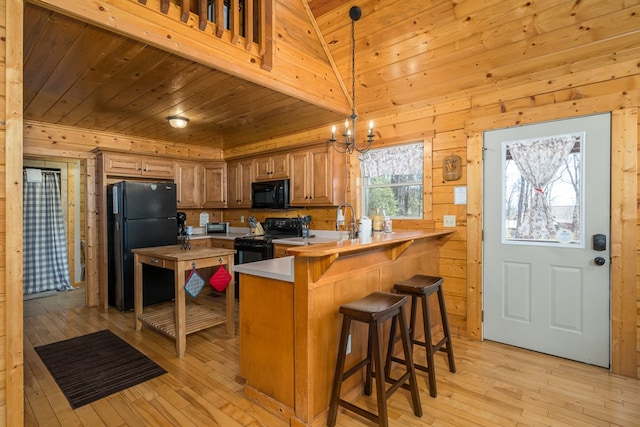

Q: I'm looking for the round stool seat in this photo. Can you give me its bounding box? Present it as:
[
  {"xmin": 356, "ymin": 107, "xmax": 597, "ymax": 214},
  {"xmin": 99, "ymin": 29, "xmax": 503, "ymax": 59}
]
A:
[
  {"xmin": 340, "ymin": 292, "xmax": 407, "ymax": 323},
  {"xmin": 394, "ymin": 275, "xmax": 444, "ymax": 296}
]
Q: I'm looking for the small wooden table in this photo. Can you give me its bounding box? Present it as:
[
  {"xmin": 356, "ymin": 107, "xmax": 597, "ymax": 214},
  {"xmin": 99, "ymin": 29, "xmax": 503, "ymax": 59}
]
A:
[{"xmin": 132, "ymin": 245, "xmax": 235, "ymax": 358}]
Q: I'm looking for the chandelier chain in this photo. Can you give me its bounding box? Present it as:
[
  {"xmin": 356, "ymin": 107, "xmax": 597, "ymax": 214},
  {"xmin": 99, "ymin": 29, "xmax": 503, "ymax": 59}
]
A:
[
  {"xmin": 329, "ymin": 5, "xmax": 373, "ymax": 154},
  {"xmin": 351, "ymin": 17, "xmax": 356, "ymax": 120}
]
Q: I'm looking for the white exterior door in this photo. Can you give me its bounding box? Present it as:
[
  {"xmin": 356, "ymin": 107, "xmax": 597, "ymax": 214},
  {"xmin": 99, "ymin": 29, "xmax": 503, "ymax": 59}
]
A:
[{"xmin": 483, "ymin": 113, "xmax": 610, "ymax": 367}]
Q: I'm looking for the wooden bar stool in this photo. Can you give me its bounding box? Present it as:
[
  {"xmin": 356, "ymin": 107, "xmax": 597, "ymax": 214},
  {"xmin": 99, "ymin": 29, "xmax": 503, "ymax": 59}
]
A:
[
  {"xmin": 327, "ymin": 292, "xmax": 422, "ymax": 427},
  {"xmin": 385, "ymin": 275, "xmax": 455, "ymax": 398}
]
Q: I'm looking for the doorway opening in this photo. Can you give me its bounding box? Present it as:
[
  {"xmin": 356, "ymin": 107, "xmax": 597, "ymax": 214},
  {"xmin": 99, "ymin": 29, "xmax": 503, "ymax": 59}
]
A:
[{"xmin": 23, "ymin": 158, "xmax": 86, "ymax": 317}]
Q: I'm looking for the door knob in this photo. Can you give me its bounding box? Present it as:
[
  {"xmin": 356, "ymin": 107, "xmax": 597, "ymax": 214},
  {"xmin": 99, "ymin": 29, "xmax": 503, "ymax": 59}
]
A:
[{"xmin": 594, "ymin": 256, "xmax": 606, "ymax": 266}]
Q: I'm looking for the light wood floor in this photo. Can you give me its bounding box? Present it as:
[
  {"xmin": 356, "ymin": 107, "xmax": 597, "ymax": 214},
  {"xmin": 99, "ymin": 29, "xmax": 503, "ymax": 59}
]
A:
[{"xmin": 24, "ymin": 290, "xmax": 640, "ymax": 426}]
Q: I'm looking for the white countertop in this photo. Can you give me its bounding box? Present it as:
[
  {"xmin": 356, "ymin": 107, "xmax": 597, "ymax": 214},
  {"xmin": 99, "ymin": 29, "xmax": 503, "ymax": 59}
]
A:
[
  {"xmin": 272, "ymin": 229, "xmax": 342, "ymax": 246},
  {"xmin": 234, "ymin": 256, "xmax": 294, "ymax": 283}
]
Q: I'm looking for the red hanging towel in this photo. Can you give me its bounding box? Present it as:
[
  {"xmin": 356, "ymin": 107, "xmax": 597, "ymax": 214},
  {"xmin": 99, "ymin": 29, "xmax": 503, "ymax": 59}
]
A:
[{"xmin": 209, "ymin": 265, "xmax": 232, "ymax": 292}]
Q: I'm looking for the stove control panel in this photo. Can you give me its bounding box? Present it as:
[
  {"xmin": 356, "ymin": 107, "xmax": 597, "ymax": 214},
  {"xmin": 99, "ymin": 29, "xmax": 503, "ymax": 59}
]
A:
[{"xmin": 263, "ymin": 217, "xmax": 302, "ymax": 235}]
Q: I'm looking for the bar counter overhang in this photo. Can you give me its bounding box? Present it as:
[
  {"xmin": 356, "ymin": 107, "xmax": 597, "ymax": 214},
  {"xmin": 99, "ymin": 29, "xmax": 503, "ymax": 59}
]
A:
[{"xmin": 238, "ymin": 230, "xmax": 454, "ymax": 427}]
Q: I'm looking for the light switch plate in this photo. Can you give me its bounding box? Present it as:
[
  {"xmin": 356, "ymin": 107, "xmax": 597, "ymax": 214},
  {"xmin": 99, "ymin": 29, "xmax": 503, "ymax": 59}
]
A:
[{"xmin": 444, "ymin": 215, "xmax": 456, "ymax": 227}]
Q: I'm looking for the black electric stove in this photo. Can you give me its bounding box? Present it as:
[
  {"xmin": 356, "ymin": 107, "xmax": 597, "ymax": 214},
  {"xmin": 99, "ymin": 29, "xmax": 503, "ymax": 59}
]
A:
[
  {"xmin": 235, "ymin": 217, "xmax": 303, "ymax": 246},
  {"xmin": 233, "ymin": 217, "xmax": 303, "ymax": 298}
]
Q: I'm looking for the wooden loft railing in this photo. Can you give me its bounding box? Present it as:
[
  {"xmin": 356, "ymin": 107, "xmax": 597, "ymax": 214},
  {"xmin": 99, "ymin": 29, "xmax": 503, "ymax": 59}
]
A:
[{"xmin": 138, "ymin": 0, "xmax": 273, "ymax": 70}]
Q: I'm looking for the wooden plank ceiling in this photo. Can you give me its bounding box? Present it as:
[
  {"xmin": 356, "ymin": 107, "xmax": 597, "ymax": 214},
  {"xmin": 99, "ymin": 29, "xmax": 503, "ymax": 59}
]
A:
[{"xmin": 23, "ymin": 3, "xmax": 346, "ymax": 150}]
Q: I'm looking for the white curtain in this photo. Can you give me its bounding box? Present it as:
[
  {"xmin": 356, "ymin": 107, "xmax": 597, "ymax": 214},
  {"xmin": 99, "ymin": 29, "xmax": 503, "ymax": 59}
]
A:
[
  {"xmin": 23, "ymin": 169, "xmax": 73, "ymax": 294},
  {"xmin": 508, "ymin": 135, "xmax": 576, "ymax": 240}
]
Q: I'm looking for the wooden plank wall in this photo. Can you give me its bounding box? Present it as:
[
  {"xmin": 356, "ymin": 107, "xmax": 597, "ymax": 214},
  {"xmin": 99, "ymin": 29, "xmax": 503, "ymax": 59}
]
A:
[
  {"xmin": 306, "ymin": 0, "xmax": 640, "ymax": 376},
  {"xmin": 2, "ymin": 0, "xmax": 24, "ymax": 423}
]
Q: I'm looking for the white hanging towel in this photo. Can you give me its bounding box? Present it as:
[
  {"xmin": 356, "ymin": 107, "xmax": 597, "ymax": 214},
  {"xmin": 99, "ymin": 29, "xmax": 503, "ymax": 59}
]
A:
[{"xmin": 25, "ymin": 168, "xmax": 43, "ymax": 183}]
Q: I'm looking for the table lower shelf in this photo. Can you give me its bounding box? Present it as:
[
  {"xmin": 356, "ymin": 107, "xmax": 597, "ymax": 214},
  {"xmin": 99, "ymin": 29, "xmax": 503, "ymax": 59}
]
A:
[{"xmin": 138, "ymin": 303, "xmax": 226, "ymax": 338}]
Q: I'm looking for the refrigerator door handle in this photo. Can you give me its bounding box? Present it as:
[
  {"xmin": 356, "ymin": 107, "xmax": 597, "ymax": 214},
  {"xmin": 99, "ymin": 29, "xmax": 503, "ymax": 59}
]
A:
[{"xmin": 112, "ymin": 185, "xmax": 119, "ymax": 214}]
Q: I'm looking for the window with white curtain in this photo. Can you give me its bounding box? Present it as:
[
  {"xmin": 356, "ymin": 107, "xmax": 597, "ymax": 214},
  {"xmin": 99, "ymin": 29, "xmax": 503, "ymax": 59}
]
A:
[{"xmin": 360, "ymin": 142, "xmax": 424, "ymax": 219}]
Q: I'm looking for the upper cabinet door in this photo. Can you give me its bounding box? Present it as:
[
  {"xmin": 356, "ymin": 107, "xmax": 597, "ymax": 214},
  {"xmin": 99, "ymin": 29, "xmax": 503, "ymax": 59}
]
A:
[
  {"xmin": 227, "ymin": 158, "xmax": 253, "ymax": 207},
  {"xmin": 289, "ymin": 144, "xmax": 344, "ymax": 206},
  {"xmin": 141, "ymin": 158, "xmax": 174, "ymax": 178},
  {"xmin": 201, "ymin": 161, "xmax": 227, "ymax": 208},
  {"xmin": 175, "ymin": 161, "xmax": 201, "ymax": 208},
  {"xmin": 103, "ymin": 153, "xmax": 174, "ymax": 178},
  {"xmin": 289, "ymin": 151, "xmax": 310, "ymax": 205},
  {"xmin": 253, "ymin": 153, "xmax": 289, "ymax": 181}
]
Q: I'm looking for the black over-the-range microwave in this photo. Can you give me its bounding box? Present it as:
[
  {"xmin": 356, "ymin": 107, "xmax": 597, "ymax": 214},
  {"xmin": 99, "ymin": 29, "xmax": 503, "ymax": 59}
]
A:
[{"xmin": 251, "ymin": 179, "xmax": 290, "ymax": 209}]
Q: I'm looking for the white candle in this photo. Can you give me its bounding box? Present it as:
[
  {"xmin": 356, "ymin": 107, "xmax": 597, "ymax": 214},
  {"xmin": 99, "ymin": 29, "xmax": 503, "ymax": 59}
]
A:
[{"xmin": 331, "ymin": 126, "xmax": 336, "ymax": 139}]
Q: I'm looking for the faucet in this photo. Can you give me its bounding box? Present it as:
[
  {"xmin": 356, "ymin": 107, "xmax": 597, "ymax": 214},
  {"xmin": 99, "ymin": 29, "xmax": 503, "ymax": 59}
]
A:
[{"xmin": 336, "ymin": 202, "xmax": 358, "ymax": 239}]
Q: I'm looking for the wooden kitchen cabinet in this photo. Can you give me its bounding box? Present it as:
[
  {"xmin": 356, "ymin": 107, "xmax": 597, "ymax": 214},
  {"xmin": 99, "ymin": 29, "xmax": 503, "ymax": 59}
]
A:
[
  {"xmin": 227, "ymin": 158, "xmax": 253, "ymax": 207},
  {"xmin": 253, "ymin": 153, "xmax": 289, "ymax": 181},
  {"xmin": 201, "ymin": 161, "xmax": 228, "ymax": 208},
  {"xmin": 102, "ymin": 152, "xmax": 174, "ymax": 178},
  {"xmin": 188, "ymin": 238, "xmax": 211, "ymax": 248},
  {"xmin": 175, "ymin": 161, "xmax": 201, "ymax": 208},
  {"xmin": 289, "ymin": 144, "xmax": 345, "ymax": 206},
  {"xmin": 273, "ymin": 244, "xmax": 294, "ymax": 258},
  {"xmin": 211, "ymin": 238, "xmax": 234, "ymax": 250}
]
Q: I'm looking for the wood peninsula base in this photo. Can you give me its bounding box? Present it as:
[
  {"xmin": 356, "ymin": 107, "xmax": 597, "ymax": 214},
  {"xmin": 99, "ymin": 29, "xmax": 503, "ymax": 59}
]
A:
[{"xmin": 238, "ymin": 231, "xmax": 452, "ymax": 426}]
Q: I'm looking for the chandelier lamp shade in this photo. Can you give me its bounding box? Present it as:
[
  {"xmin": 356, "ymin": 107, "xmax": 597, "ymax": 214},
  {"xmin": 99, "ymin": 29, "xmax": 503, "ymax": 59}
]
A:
[
  {"xmin": 167, "ymin": 116, "xmax": 189, "ymax": 129},
  {"xmin": 330, "ymin": 6, "xmax": 374, "ymax": 154}
]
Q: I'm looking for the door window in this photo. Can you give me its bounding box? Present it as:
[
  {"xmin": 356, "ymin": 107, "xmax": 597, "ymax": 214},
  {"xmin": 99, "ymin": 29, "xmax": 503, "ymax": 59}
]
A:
[{"xmin": 502, "ymin": 132, "xmax": 584, "ymax": 247}]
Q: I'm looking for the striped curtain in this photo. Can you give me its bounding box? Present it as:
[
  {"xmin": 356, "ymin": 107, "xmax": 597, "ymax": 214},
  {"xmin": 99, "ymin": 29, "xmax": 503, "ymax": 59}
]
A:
[{"xmin": 23, "ymin": 169, "xmax": 73, "ymax": 295}]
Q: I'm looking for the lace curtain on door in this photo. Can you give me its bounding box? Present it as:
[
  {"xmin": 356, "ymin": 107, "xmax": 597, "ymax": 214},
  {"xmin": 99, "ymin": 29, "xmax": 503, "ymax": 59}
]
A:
[
  {"xmin": 23, "ymin": 169, "xmax": 73, "ymax": 295},
  {"xmin": 507, "ymin": 135, "xmax": 577, "ymax": 240}
]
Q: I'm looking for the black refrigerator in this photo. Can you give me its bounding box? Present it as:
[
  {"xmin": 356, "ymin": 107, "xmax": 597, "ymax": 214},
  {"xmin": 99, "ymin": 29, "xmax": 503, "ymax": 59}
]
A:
[{"xmin": 108, "ymin": 181, "xmax": 177, "ymax": 311}]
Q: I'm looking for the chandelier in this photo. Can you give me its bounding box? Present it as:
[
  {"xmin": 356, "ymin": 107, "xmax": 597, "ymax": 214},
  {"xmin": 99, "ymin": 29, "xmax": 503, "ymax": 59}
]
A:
[{"xmin": 330, "ymin": 6, "xmax": 374, "ymax": 154}]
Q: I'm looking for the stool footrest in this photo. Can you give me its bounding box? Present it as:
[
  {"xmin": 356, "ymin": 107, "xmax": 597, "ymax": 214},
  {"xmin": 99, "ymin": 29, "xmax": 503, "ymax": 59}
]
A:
[
  {"xmin": 383, "ymin": 371, "xmax": 415, "ymax": 394},
  {"xmin": 433, "ymin": 336, "xmax": 448, "ymax": 352},
  {"xmin": 391, "ymin": 355, "xmax": 431, "ymax": 375},
  {"xmin": 341, "ymin": 357, "xmax": 371, "ymax": 383},
  {"xmin": 338, "ymin": 399, "xmax": 379, "ymax": 424}
]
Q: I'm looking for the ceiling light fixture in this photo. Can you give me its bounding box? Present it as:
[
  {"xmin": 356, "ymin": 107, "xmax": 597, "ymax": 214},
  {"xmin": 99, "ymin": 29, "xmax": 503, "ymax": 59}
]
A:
[
  {"xmin": 330, "ymin": 6, "xmax": 374, "ymax": 154},
  {"xmin": 167, "ymin": 116, "xmax": 189, "ymax": 129}
]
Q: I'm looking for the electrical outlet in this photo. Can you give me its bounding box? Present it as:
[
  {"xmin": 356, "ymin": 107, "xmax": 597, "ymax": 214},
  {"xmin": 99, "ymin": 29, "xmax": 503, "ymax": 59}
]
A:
[
  {"xmin": 240, "ymin": 215, "xmax": 245, "ymax": 223},
  {"xmin": 346, "ymin": 334, "xmax": 352, "ymax": 355},
  {"xmin": 443, "ymin": 215, "xmax": 456, "ymax": 227}
]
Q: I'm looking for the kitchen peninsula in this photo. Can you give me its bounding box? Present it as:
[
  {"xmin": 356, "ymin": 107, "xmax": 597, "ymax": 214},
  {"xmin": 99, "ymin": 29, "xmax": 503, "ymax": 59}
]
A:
[{"xmin": 236, "ymin": 230, "xmax": 453, "ymax": 426}]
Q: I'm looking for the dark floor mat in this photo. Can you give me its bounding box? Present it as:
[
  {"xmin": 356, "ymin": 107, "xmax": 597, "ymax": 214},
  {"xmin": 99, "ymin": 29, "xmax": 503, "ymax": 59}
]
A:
[{"xmin": 35, "ymin": 329, "xmax": 166, "ymax": 409}]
